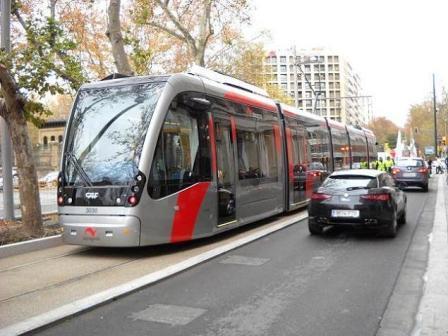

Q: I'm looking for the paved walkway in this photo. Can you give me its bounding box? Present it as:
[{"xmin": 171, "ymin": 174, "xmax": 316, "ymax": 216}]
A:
[{"xmin": 413, "ymin": 175, "xmax": 448, "ymax": 335}]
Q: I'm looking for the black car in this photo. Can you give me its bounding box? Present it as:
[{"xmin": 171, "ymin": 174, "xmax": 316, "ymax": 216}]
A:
[
  {"xmin": 391, "ymin": 157, "xmax": 429, "ymax": 191},
  {"xmin": 308, "ymin": 169, "xmax": 407, "ymax": 237}
]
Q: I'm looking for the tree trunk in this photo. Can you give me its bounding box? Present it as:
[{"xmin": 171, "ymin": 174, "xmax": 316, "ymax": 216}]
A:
[
  {"xmin": 106, "ymin": 0, "xmax": 133, "ymax": 75},
  {"xmin": 0, "ymin": 65, "xmax": 43, "ymax": 236},
  {"xmin": 9, "ymin": 109, "xmax": 43, "ymax": 236},
  {"xmin": 194, "ymin": 46, "xmax": 206, "ymax": 66}
]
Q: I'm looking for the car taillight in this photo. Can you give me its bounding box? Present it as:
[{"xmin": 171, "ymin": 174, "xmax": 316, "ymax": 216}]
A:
[
  {"xmin": 311, "ymin": 193, "xmax": 331, "ymax": 201},
  {"xmin": 361, "ymin": 193, "xmax": 390, "ymax": 201},
  {"xmin": 418, "ymin": 167, "xmax": 428, "ymax": 173},
  {"xmin": 391, "ymin": 168, "xmax": 400, "ymax": 175}
]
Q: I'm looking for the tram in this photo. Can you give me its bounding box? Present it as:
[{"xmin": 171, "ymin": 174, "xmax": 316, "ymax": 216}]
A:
[{"xmin": 58, "ymin": 66, "xmax": 377, "ymax": 247}]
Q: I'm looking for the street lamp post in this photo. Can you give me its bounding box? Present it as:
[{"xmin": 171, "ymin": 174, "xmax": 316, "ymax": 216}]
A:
[
  {"xmin": 433, "ymin": 73, "xmax": 438, "ymax": 156},
  {"xmin": 1, "ymin": 0, "xmax": 15, "ymax": 220}
]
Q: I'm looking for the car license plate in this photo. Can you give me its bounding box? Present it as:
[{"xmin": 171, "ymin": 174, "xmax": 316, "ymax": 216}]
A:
[
  {"xmin": 331, "ymin": 209, "xmax": 360, "ymax": 218},
  {"xmin": 403, "ymin": 173, "xmax": 416, "ymax": 177}
]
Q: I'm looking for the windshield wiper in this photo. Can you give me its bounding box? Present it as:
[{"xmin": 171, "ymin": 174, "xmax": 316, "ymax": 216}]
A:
[
  {"xmin": 77, "ymin": 102, "xmax": 140, "ymax": 164},
  {"xmin": 65, "ymin": 152, "xmax": 93, "ymax": 187}
]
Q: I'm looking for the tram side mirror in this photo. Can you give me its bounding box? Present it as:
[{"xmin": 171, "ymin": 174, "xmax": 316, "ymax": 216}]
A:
[{"xmin": 188, "ymin": 97, "xmax": 211, "ymax": 111}]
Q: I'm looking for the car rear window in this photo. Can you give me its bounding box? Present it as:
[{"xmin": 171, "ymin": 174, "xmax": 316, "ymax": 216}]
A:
[
  {"xmin": 396, "ymin": 159, "xmax": 423, "ymax": 167},
  {"xmin": 322, "ymin": 175, "xmax": 378, "ymax": 190}
]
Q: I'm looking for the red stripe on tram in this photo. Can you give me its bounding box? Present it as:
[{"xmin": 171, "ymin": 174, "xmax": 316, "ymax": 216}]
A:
[
  {"xmin": 273, "ymin": 124, "xmax": 282, "ymax": 153},
  {"xmin": 170, "ymin": 182, "xmax": 211, "ymax": 243},
  {"xmin": 208, "ymin": 114, "xmax": 217, "ymax": 175},
  {"xmin": 224, "ymin": 91, "xmax": 277, "ymax": 112},
  {"xmin": 285, "ymin": 127, "xmax": 294, "ymax": 182},
  {"xmin": 230, "ymin": 116, "xmax": 237, "ymax": 143}
]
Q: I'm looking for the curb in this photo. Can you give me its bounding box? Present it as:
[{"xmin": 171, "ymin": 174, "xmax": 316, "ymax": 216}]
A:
[{"xmin": 0, "ymin": 234, "xmax": 63, "ymax": 259}]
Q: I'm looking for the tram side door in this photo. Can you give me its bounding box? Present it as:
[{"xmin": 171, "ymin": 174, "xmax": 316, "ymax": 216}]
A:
[{"xmin": 214, "ymin": 116, "xmax": 237, "ymax": 226}]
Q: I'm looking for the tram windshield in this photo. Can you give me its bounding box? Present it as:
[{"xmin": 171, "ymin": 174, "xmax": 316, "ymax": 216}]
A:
[{"xmin": 64, "ymin": 81, "xmax": 165, "ymax": 186}]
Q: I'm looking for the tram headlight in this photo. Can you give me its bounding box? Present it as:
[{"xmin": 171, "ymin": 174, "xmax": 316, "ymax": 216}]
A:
[{"xmin": 57, "ymin": 196, "xmax": 64, "ymax": 205}]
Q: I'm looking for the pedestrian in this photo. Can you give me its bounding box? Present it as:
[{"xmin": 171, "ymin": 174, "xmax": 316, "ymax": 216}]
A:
[
  {"xmin": 385, "ymin": 156, "xmax": 394, "ymax": 173},
  {"xmin": 377, "ymin": 157, "xmax": 386, "ymax": 171},
  {"xmin": 428, "ymin": 158, "xmax": 433, "ymax": 175},
  {"xmin": 436, "ymin": 157, "xmax": 444, "ymax": 174}
]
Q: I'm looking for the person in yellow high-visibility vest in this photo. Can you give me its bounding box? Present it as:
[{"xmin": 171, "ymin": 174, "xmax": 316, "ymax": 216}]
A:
[
  {"xmin": 384, "ymin": 156, "xmax": 394, "ymax": 173},
  {"xmin": 377, "ymin": 157, "xmax": 386, "ymax": 171}
]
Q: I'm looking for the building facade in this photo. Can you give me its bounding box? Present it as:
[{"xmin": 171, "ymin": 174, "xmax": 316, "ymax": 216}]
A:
[{"xmin": 264, "ymin": 48, "xmax": 372, "ymax": 126}]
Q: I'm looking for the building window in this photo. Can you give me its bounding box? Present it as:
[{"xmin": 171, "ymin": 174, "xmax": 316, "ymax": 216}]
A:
[
  {"xmin": 50, "ymin": 135, "xmax": 55, "ymax": 142},
  {"xmin": 58, "ymin": 135, "xmax": 63, "ymax": 143},
  {"xmin": 280, "ymin": 56, "xmax": 286, "ymax": 63},
  {"xmin": 43, "ymin": 136, "xmax": 48, "ymax": 146},
  {"xmin": 280, "ymin": 65, "xmax": 287, "ymax": 73}
]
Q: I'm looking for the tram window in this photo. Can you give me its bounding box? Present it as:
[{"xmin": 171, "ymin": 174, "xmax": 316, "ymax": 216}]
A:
[
  {"xmin": 349, "ymin": 132, "xmax": 368, "ymax": 168},
  {"xmin": 237, "ymin": 122, "xmax": 261, "ymax": 179},
  {"xmin": 259, "ymin": 129, "xmax": 278, "ymax": 179},
  {"xmin": 148, "ymin": 93, "xmax": 211, "ymax": 199},
  {"xmin": 331, "ymin": 128, "xmax": 350, "ymax": 170},
  {"xmin": 305, "ymin": 124, "xmax": 330, "ymax": 171}
]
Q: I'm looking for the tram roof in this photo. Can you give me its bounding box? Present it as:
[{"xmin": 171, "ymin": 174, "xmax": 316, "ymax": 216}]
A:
[{"xmin": 80, "ymin": 74, "xmax": 171, "ymax": 89}]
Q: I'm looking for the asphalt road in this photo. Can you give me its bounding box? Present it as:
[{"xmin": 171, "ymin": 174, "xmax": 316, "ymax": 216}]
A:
[{"xmin": 36, "ymin": 186, "xmax": 434, "ymax": 336}]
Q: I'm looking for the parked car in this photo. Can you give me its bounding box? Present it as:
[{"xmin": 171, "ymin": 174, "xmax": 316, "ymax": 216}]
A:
[
  {"xmin": 308, "ymin": 169, "xmax": 407, "ymax": 237},
  {"xmin": 391, "ymin": 157, "xmax": 429, "ymax": 191},
  {"xmin": 0, "ymin": 170, "xmax": 19, "ymax": 191},
  {"xmin": 39, "ymin": 171, "xmax": 59, "ymax": 188}
]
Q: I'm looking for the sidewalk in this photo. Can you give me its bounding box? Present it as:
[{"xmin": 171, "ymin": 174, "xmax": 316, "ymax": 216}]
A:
[
  {"xmin": 377, "ymin": 174, "xmax": 448, "ymax": 336},
  {"xmin": 413, "ymin": 174, "xmax": 448, "ymax": 335}
]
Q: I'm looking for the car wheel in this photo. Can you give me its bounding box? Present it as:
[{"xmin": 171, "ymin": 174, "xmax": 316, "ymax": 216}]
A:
[
  {"xmin": 422, "ymin": 183, "xmax": 429, "ymax": 192},
  {"xmin": 308, "ymin": 220, "xmax": 323, "ymax": 235},
  {"xmin": 382, "ymin": 217, "xmax": 397, "ymax": 238},
  {"xmin": 398, "ymin": 208, "xmax": 406, "ymax": 225}
]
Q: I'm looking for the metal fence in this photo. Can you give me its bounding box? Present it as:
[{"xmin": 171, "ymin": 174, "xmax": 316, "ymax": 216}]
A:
[{"xmin": 0, "ymin": 143, "xmax": 61, "ymax": 220}]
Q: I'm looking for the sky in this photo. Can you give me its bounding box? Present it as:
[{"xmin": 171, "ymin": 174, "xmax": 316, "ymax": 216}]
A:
[{"xmin": 249, "ymin": 0, "xmax": 448, "ymax": 127}]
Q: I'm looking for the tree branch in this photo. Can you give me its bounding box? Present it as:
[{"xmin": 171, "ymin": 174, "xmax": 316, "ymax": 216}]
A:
[
  {"xmin": 155, "ymin": 0, "xmax": 196, "ymax": 48},
  {"xmin": 149, "ymin": 21, "xmax": 186, "ymax": 42}
]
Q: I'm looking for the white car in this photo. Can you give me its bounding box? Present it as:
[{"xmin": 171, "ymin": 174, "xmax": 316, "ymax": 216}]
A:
[{"xmin": 39, "ymin": 171, "xmax": 59, "ymax": 188}]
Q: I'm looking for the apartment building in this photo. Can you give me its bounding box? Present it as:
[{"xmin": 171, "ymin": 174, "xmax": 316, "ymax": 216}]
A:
[{"xmin": 263, "ymin": 48, "xmax": 371, "ymax": 126}]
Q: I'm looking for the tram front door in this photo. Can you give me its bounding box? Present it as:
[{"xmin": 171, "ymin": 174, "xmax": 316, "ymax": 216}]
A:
[{"xmin": 214, "ymin": 116, "xmax": 237, "ymax": 226}]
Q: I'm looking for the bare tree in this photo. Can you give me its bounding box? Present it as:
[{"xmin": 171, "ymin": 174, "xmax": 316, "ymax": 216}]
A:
[{"xmin": 134, "ymin": 0, "xmax": 250, "ymax": 67}]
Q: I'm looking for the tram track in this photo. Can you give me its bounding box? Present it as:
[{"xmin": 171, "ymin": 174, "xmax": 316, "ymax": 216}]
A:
[
  {"xmin": 0, "ymin": 246, "xmax": 91, "ymax": 273},
  {"xmin": 0, "ymin": 252, "xmax": 146, "ymax": 303}
]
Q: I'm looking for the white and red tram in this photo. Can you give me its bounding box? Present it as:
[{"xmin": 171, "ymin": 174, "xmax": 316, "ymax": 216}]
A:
[{"xmin": 58, "ymin": 66, "xmax": 377, "ymax": 246}]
